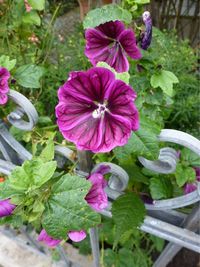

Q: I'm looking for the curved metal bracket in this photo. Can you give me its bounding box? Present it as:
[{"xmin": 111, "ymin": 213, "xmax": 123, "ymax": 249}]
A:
[{"xmin": 7, "ymin": 90, "xmax": 38, "ymax": 131}]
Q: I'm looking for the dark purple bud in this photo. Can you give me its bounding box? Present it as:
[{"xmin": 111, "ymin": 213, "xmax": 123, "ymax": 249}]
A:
[
  {"xmin": 140, "ymin": 11, "xmax": 152, "ymax": 50},
  {"xmin": 0, "ymin": 199, "xmax": 16, "ymax": 217},
  {"xmin": 140, "ymin": 193, "xmax": 153, "ymax": 204}
]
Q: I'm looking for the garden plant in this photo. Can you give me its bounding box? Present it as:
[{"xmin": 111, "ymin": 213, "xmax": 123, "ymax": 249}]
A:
[{"xmin": 0, "ymin": 1, "xmax": 199, "ymax": 266}]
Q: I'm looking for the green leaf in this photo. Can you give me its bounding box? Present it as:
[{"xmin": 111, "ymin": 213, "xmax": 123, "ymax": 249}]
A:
[
  {"xmin": 83, "ymin": 4, "xmax": 132, "ymax": 29},
  {"xmin": 134, "ymin": 0, "xmax": 150, "ymax": 4},
  {"xmin": 150, "ymin": 70, "xmax": 179, "ymax": 96},
  {"xmin": 175, "ymin": 164, "xmax": 196, "ymax": 187},
  {"xmin": 28, "ymin": 0, "xmax": 45, "ymax": 10},
  {"xmin": 14, "ymin": 64, "xmax": 44, "ymax": 88},
  {"xmin": 42, "ymin": 174, "xmax": 100, "ymax": 239},
  {"xmin": 150, "ymin": 235, "xmax": 165, "ymax": 252},
  {"xmin": 9, "ymin": 159, "xmax": 57, "ymax": 190},
  {"xmin": 22, "ymin": 10, "xmax": 41, "ymax": 26},
  {"xmin": 114, "ymin": 116, "xmax": 160, "ymax": 160},
  {"xmin": 0, "ymin": 55, "xmax": 16, "ymax": 71},
  {"xmin": 181, "ymin": 148, "xmax": 200, "ymax": 167},
  {"xmin": 97, "ymin": 62, "xmax": 130, "ymax": 84},
  {"xmin": 40, "ymin": 140, "xmax": 55, "ymax": 162},
  {"xmin": 111, "ymin": 192, "xmax": 146, "ymax": 246},
  {"xmin": 150, "ymin": 177, "xmax": 173, "ymax": 200}
]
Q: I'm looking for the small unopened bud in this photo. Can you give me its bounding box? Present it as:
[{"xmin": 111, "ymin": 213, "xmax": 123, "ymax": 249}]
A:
[{"xmin": 140, "ymin": 11, "xmax": 152, "ymax": 50}]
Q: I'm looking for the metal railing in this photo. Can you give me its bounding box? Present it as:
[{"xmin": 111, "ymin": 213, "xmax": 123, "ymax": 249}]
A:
[{"xmin": 0, "ymin": 89, "xmax": 199, "ymax": 267}]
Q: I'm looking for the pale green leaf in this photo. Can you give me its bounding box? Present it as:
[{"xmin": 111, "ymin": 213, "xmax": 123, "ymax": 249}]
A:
[
  {"xmin": 175, "ymin": 164, "xmax": 196, "ymax": 187},
  {"xmin": 150, "ymin": 70, "xmax": 179, "ymax": 96},
  {"xmin": 40, "ymin": 140, "xmax": 55, "ymax": 162},
  {"xmin": 28, "ymin": 0, "xmax": 45, "ymax": 10},
  {"xmin": 9, "ymin": 159, "xmax": 57, "ymax": 190},
  {"xmin": 111, "ymin": 192, "xmax": 146, "ymax": 246},
  {"xmin": 15, "ymin": 64, "xmax": 44, "ymax": 88},
  {"xmin": 22, "ymin": 10, "xmax": 41, "ymax": 26},
  {"xmin": 181, "ymin": 148, "xmax": 200, "ymax": 167},
  {"xmin": 150, "ymin": 177, "xmax": 173, "ymax": 199},
  {"xmin": 83, "ymin": 4, "xmax": 132, "ymax": 29},
  {"xmin": 42, "ymin": 174, "xmax": 100, "ymax": 239},
  {"xmin": 0, "ymin": 55, "xmax": 16, "ymax": 71}
]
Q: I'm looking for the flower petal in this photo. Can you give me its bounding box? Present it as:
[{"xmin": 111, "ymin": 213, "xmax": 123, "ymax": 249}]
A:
[
  {"xmin": 38, "ymin": 229, "xmax": 61, "ymax": 248},
  {"xmin": 85, "ymin": 28, "xmax": 111, "ymax": 58},
  {"xmin": 105, "ymin": 80, "xmax": 139, "ymax": 130},
  {"xmin": 0, "ymin": 93, "xmax": 8, "ymax": 105},
  {"xmin": 68, "ymin": 230, "xmax": 86, "ymax": 242},
  {"xmin": 0, "ymin": 199, "xmax": 16, "ymax": 217},
  {"xmin": 85, "ymin": 173, "xmax": 108, "ymax": 211},
  {"xmin": 96, "ymin": 21, "xmax": 125, "ymax": 39},
  {"xmin": 93, "ymin": 112, "xmax": 132, "ymax": 153},
  {"xmin": 118, "ymin": 29, "xmax": 142, "ymax": 60}
]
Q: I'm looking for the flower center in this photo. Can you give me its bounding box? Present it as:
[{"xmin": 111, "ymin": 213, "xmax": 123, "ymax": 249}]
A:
[{"xmin": 92, "ymin": 103, "xmax": 108, "ymax": 119}]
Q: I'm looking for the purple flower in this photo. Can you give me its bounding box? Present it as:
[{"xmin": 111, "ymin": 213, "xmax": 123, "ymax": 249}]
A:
[
  {"xmin": 194, "ymin": 167, "xmax": 200, "ymax": 181},
  {"xmin": 85, "ymin": 169, "xmax": 108, "ymax": 212},
  {"xmin": 140, "ymin": 11, "xmax": 152, "ymax": 50},
  {"xmin": 183, "ymin": 167, "xmax": 200, "ymax": 194},
  {"xmin": 85, "ymin": 21, "xmax": 142, "ymax": 73},
  {"xmin": 38, "ymin": 229, "xmax": 87, "ymax": 247},
  {"xmin": 38, "ymin": 229, "xmax": 61, "ymax": 247},
  {"xmin": 0, "ymin": 67, "xmax": 10, "ymax": 105},
  {"xmin": 0, "ymin": 199, "xmax": 16, "ymax": 217},
  {"xmin": 56, "ymin": 67, "xmax": 139, "ymax": 153},
  {"xmin": 184, "ymin": 183, "xmax": 197, "ymax": 194},
  {"xmin": 68, "ymin": 230, "xmax": 86, "ymax": 242}
]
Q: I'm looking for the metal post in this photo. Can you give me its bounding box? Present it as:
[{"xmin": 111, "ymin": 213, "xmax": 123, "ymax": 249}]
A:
[{"xmin": 77, "ymin": 150, "xmax": 100, "ymax": 267}]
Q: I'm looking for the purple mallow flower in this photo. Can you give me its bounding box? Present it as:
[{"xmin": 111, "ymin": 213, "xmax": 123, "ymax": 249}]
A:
[
  {"xmin": 38, "ymin": 229, "xmax": 87, "ymax": 247},
  {"xmin": 38, "ymin": 229, "xmax": 61, "ymax": 247},
  {"xmin": 56, "ymin": 67, "xmax": 139, "ymax": 153},
  {"xmin": 140, "ymin": 11, "xmax": 152, "ymax": 50},
  {"xmin": 184, "ymin": 167, "xmax": 200, "ymax": 194},
  {"xmin": 85, "ymin": 21, "xmax": 142, "ymax": 73},
  {"xmin": 0, "ymin": 67, "xmax": 10, "ymax": 105},
  {"xmin": 85, "ymin": 167, "xmax": 109, "ymax": 212},
  {"xmin": 0, "ymin": 199, "xmax": 16, "ymax": 217}
]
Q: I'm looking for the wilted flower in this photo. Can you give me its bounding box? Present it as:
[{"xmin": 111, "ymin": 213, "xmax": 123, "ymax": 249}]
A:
[
  {"xmin": 0, "ymin": 199, "xmax": 16, "ymax": 217},
  {"xmin": 24, "ymin": 0, "xmax": 32, "ymax": 12},
  {"xmin": 184, "ymin": 167, "xmax": 200, "ymax": 194},
  {"xmin": 140, "ymin": 11, "xmax": 152, "ymax": 50},
  {"xmin": 68, "ymin": 230, "xmax": 87, "ymax": 242},
  {"xmin": 28, "ymin": 34, "xmax": 39, "ymax": 44},
  {"xmin": 0, "ymin": 67, "xmax": 10, "ymax": 105},
  {"xmin": 56, "ymin": 67, "xmax": 139, "ymax": 153},
  {"xmin": 38, "ymin": 229, "xmax": 61, "ymax": 247},
  {"xmin": 85, "ymin": 166, "xmax": 109, "ymax": 212},
  {"xmin": 38, "ymin": 229, "xmax": 87, "ymax": 247},
  {"xmin": 85, "ymin": 21, "xmax": 141, "ymax": 73}
]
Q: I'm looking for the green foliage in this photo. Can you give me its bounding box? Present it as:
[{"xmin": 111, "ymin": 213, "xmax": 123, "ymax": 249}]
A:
[
  {"xmin": 150, "ymin": 177, "xmax": 173, "ymax": 199},
  {"xmin": 175, "ymin": 164, "xmax": 196, "ymax": 187},
  {"xmin": 14, "ymin": 64, "xmax": 45, "ymax": 88},
  {"xmin": 150, "ymin": 70, "xmax": 179, "ymax": 97},
  {"xmin": 83, "ymin": 4, "xmax": 132, "ymax": 29},
  {"xmin": 104, "ymin": 248, "xmax": 151, "ymax": 267},
  {"xmin": 0, "ymin": 55, "xmax": 16, "ymax": 71},
  {"xmin": 42, "ymin": 174, "xmax": 100, "ymax": 239},
  {"xmin": 181, "ymin": 148, "xmax": 200, "ymax": 167},
  {"xmin": 112, "ymin": 192, "xmax": 146, "ymax": 245},
  {"xmin": 28, "ymin": 0, "xmax": 45, "ymax": 11},
  {"xmin": 22, "ymin": 11, "xmax": 41, "ymax": 26},
  {"xmin": 114, "ymin": 116, "xmax": 161, "ymax": 161}
]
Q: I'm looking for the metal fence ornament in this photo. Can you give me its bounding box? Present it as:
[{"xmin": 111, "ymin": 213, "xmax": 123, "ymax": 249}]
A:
[{"xmin": 0, "ymin": 90, "xmax": 199, "ymax": 267}]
